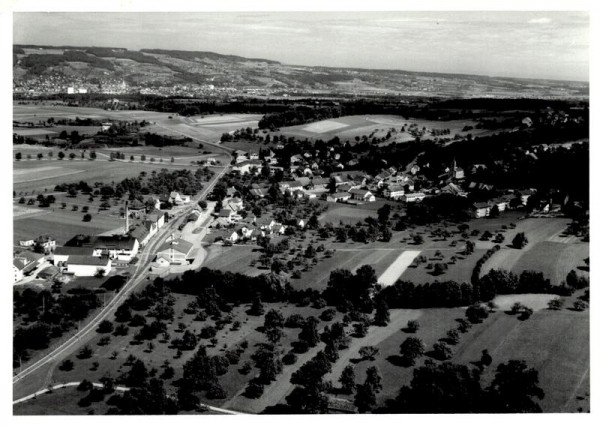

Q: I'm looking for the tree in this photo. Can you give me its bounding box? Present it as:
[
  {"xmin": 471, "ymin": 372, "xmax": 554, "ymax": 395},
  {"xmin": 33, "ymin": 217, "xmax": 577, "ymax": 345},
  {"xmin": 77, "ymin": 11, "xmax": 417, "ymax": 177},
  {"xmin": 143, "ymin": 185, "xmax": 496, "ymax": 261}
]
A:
[
  {"xmin": 69, "ymin": 152, "xmax": 76, "ymax": 160},
  {"xmin": 412, "ymin": 234, "xmax": 424, "ymax": 245},
  {"xmin": 446, "ymin": 329, "xmax": 460, "ymax": 345},
  {"xmin": 298, "ymin": 316, "xmax": 320, "ymax": 347},
  {"xmin": 374, "ymin": 299, "xmax": 390, "ymax": 326},
  {"xmin": 95, "ymin": 268, "xmax": 106, "ymax": 278},
  {"xmin": 249, "ymin": 295, "xmax": 264, "ymax": 316},
  {"xmin": 354, "ymin": 383, "xmax": 377, "ymax": 413},
  {"xmin": 15, "ymin": 152, "xmax": 22, "ymax": 161},
  {"xmin": 465, "ymin": 240, "xmax": 475, "ymax": 255},
  {"xmin": 37, "ymin": 153, "xmax": 43, "ymax": 160},
  {"xmin": 466, "ymin": 304, "xmax": 489, "ymax": 323},
  {"xmin": 198, "ymin": 200, "xmax": 207, "ymax": 210},
  {"xmin": 286, "ymin": 384, "xmax": 329, "ymax": 414},
  {"xmin": 406, "ymin": 320, "xmax": 420, "ymax": 333},
  {"xmin": 480, "ymin": 349, "xmax": 492, "ymax": 367},
  {"xmin": 433, "ymin": 341, "xmax": 453, "ymax": 360},
  {"xmin": 400, "ymin": 337, "xmax": 425, "ymax": 365},
  {"xmin": 339, "ymin": 365, "xmax": 356, "ymax": 394},
  {"xmin": 512, "ymin": 232, "xmax": 528, "ymax": 249},
  {"xmin": 59, "ymin": 359, "xmax": 74, "ymax": 371},
  {"xmin": 83, "ymin": 213, "xmax": 92, "ymax": 222},
  {"xmin": 78, "ymin": 345, "xmax": 93, "ymax": 359},
  {"xmin": 97, "ymin": 320, "xmax": 114, "ymax": 334},
  {"xmin": 263, "ymin": 309, "xmax": 285, "ymax": 344},
  {"xmin": 359, "ymin": 346, "xmax": 380, "ymax": 361},
  {"xmin": 487, "ymin": 360, "xmax": 544, "ymax": 413},
  {"xmin": 573, "ymin": 300, "xmax": 587, "ymax": 311}
]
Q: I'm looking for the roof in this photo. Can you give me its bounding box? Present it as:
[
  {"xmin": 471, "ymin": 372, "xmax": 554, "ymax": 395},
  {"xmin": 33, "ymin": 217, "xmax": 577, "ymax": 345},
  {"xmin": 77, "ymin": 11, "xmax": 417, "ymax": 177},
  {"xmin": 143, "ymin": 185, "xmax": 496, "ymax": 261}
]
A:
[
  {"xmin": 158, "ymin": 239, "xmax": 194, "ymax": 255},
  {"xmin": 146, "ymin": 209, "xmax": 165, "ymax": 222},
  {"xmin": 219, "ymin": 209, "xmax": 232, "ymax": 217},
  {"xmin": 349, "ymin": 188, "xmax": 370, "ymax": 195},
  {"xmin": 295, "ymin": 177, "xmax": 310, "ymax": 186},
  {"xmin": 281, "ymin": 180, "xmax": 303, "ymax": 188},
  {"xmin": 35, "ymin": 234, "xmax": 55, "ymax": 243},
  {"xmin": 130, "ymin": 225, "xmax": 150, "ymax": 241},
  {"xmin": 95, "ymin": 236, "xmax": 137, "ymax": 250},
  {"xmin": 15, "ymin": 251, "xmax": 44, "ymax": 264},
  {"xmin": 13, "ymin": 258, "xmax": 27, "ymax": 270},
  {"xmin": 473, "ymin": 202, "xmax": 491, "ymax": 209},
  {"xmin": 68, "ymin": 255, "xmax": 110, "ymax": 266},
  {"xmin": 54, "ymin": 246, "xmax": 95, "ymax": 257},
  {"xmin": 311, "ymin": 177, "xmax": 329, "ymax": 185},
  {"xmin": 235, "ymin": 160, "xmax": 262, "ymax": 168},
  {"xmin": 230, "ymin": 197, "xmax": 242, "ymax": 203},
  {"xmin": 330, "ymin": 192, "xmax": 351, "ymax": 198}
]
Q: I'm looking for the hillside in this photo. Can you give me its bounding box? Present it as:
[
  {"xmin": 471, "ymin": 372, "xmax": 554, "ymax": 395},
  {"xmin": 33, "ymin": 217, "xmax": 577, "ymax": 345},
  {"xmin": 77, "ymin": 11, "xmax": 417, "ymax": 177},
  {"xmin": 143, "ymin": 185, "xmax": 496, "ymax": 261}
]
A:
[{"xmin": 13, "ymin": 45, "xmax": 588, "ymax": 99}]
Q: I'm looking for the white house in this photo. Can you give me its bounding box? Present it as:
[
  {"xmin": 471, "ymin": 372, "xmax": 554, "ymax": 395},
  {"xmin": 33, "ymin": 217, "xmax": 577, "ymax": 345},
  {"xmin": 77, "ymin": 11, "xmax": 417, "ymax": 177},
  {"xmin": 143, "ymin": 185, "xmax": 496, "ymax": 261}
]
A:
[
  {"xmin": 34, "ymin": 235, "xmax": 56, "ymax": 252},
  {"xmin": 147, "ymin": 210, "xmax": 166, "ymax": 229},
  {"xmin": 384, "ymin": 185, "xmax": 405, "ymax": 200},
  {"xmin": 67, "ymin": 255, "xmax": 112, "ymax": 277},
  {"xmin": 327, "ymin": 192, "xmax": 351, "ymax": 203},
  {"xmin": 349, "ymin": 188, "xmax": 376, "ymax": 202},
  {"xmin": 19, "ymin": 239, "xmax": 34, "ymax": 247},
  {"xmin": 229, "ymin": 231, "xmax": 239, "ymax": 243},
  {"xmin": 401, "ymin": 192, "xmax": 427, "ymax": 203},
  {"xmin": 233, "ymin": 160, "xmax": 263, "ymax": 175},
  {"xmin": 13, "ymin": 262, "xmax": 24, "ymax": 283},
  {"xmin": 472, "ymin": 202, "xmax": 491, "ymax": 218}
]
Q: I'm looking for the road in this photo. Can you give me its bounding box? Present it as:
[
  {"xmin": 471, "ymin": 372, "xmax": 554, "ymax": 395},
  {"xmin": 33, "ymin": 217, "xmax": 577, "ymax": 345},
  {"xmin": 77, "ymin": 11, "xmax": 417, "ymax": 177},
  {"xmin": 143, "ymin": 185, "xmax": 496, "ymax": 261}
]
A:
[{"xmin": 13, "ymin": 123, "xmax": 232, "ymax": 400}]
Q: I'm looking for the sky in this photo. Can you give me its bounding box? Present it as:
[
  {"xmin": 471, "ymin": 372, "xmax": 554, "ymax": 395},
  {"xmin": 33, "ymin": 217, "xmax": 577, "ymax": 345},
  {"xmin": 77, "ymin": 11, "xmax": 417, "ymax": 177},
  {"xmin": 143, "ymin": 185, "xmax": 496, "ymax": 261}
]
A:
[{"xmin": 13, "ymin": 11, "xmax": 589, "ymax": 81}]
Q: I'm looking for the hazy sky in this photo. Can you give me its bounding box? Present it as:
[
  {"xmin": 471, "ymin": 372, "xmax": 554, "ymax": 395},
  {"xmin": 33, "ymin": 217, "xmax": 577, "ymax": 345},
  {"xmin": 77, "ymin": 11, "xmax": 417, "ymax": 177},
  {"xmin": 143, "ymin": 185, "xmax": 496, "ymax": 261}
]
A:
[{"xmin": 13, "ymin": 11, "xmax": 589, "ymax": 81}]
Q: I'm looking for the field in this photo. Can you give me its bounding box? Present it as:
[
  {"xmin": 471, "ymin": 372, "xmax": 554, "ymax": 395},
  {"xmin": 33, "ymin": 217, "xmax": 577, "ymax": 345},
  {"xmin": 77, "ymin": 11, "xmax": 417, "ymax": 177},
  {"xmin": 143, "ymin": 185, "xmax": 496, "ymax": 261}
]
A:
[
  {"xmin": 480, "ymin": 217, "xmax": 588, "ymax": 285},
  {"xmin": 378, "ymin": 250, "xmax": 421, "ymax": 286},
  {"xmin": 274, "ymin": 115, "xmax": 494, "ymax": 143},
  {"xmin": 13, "ymin": 205, "xmax": 123, "ymax": 245},
  {"xmin": 13, "ymin": 158, "xmax": 189, "ymax": 194}
]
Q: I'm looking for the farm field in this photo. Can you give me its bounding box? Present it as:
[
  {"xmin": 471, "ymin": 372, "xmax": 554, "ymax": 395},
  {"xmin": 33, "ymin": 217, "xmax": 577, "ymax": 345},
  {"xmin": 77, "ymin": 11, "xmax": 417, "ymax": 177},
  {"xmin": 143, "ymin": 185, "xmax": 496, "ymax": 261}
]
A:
[
  {"xmin": 13, "ymin": 158, "xmax": 189, "ymax": 194},
  {"xmin": 274, "ymin": 115, "xmax": 494, "ymax": 143},
  {"xmin": 14, "ymin": 165, "xmax": 85, "ymax": 184},
  {"xmin": 13, "ymin": 206, "xmax": 123, "ymax": 245},
  {"xmin": 479, "ymin": 217, "xmax": 587, "ymax": 284},
  {"xmin": 378, "ymin": 250, "xmax": 421, "ymax": 286}
]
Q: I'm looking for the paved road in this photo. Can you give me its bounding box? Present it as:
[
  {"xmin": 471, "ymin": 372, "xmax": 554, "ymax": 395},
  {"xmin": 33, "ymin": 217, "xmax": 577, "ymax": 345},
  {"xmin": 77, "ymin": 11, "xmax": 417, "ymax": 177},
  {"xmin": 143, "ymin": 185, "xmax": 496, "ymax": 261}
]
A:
[
  {"xmin": 13, "ymin": 125, "xmax": 232, "ymax": 396},
  {"xmin": 13, "ymin": 381, "xmax": 244, "ymax": 415}
]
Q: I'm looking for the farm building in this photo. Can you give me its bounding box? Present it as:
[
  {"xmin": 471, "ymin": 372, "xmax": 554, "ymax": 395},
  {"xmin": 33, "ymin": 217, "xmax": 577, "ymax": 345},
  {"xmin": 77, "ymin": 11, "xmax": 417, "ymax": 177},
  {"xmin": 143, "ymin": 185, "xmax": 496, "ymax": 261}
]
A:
[
  {"xmin": 349, "ymin": 188, "xmax": 376, "ymax": 202},
  {"xmin": 233, "ymin": 160, "xmax": 263, "ymax": 175},
  {"xmin": 311, "ymin": 177, "xmax": 329, "ymax": 190},
  {"xmin": 34, "ymin": 235, "xmax": 56, "ymax": 252},
  {"xmin": 53, "ymin": 246, "xmax": 95, "ymax": 265},
  {"xmin": 13, "ymin": 250, "xmax": 45, "ymax": 281},
  {"xmin": 472, "ymin": 202, "xmax": 491, "ymax": 218},
  {"xmin": 19, "ymin": 239, "xmax": 34, "ymax": 247},
  {"xmin": 146, "ymin": 210, "xmax": 166, "ymax": 229},
  {"xmin": 156, "ymin": 238, "xmax": 194, "ymax": 265},
  {"xmin": 384, "ymin": 185, "xmax": 405, "ymax": 200},
  {"xmin": 130, "ymin": 223, "xmax": 153, "ymax": 247},
  {"xmin": 93, "ymin": 236, "xmax": 139, "ymax": 262},
  {"xmin": 169, "ymin": 191, "xmax": 190, "ymax": 205},
  {"xmin": 219, "ymin": 209, "xmax": 233, "ymax": 222},
  {"xmin": 279, "ymin": 180, "xmax": 304, "ymax": 193},
  {"xmin": 66, "ymin": 255, "xmax": 111, "ymax": 277},
  {"xmin": 13, "ymin": 262, "xmax": 24, "ymax": 283},
  {"xmin": 229, "ymin": 197, "xmax": 244, "ymax": 211},
  {"xmin": 327, "ymin": 192, "xmax": 351, "ymax": 203},
  {"xmin": 401, "ymin": 192, "xmax": 427, "ymax": 203}
]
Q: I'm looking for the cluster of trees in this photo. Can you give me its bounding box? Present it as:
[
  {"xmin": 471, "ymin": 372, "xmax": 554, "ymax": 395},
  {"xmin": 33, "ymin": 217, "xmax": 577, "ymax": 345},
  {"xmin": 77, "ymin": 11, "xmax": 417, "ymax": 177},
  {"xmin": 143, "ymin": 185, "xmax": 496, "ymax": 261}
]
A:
[
  {"xmin": 323, "ymin": 265, "xmax": 378, "ymax": 313},
  {"xmin": 143, "ymin": 132, "xmax": 192, "ymax": 147},
  {"xmin": 258, "ymin": 106, "xmax": 342, "ymax": 130},
  {"xmin": 471, "ymin": 244, "xmax": 501, "ymax": 285},
  {"xmin": 13, "ymin": 287, "xmax": 101, "ymax": 367},
  {"xmin": 384, "ymin": 359, "xmax": 545, "ymax": 413}
]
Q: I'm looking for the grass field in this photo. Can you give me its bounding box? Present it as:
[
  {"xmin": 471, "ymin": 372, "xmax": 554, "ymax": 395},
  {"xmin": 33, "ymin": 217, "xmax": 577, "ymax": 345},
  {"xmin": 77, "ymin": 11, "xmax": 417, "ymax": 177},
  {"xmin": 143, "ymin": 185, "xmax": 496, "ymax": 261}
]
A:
[
  {"xmin": 274, "ymin": 115, "xmax": 492, "ymax": 144},
  {"xmin": 479, "ymin": 217, "xmax": 588, "ymax": 284},
  {"xmin": 13, "ymin": 206, "xmax": 123, "ymax": 245},
  {"xmin": 14, "ymin": 165, "xmax": 85, "ymax": 184}
]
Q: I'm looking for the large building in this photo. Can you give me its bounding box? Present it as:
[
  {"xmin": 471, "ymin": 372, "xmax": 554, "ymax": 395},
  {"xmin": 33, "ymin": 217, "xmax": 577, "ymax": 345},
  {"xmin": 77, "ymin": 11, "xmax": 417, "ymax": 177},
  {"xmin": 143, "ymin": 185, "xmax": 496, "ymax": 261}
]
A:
[
  {"xmin": 93, "ymin": 236, "xmax": 139, "ymax": 262},
  {"xmin": 66, "ymin": 255, "xmax": 112, "ymax": 277},
  {"xmin": 156, "ymin": 239, "xmax": 194, "ymax": 265}
]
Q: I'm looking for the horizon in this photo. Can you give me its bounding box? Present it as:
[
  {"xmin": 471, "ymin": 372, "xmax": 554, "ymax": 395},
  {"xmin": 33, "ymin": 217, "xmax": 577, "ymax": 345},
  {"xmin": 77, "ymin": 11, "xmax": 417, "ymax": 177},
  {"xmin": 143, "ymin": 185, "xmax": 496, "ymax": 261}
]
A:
[{"xmin": 13, "ymin": 11, "xmax": 589, "ymax": 83}]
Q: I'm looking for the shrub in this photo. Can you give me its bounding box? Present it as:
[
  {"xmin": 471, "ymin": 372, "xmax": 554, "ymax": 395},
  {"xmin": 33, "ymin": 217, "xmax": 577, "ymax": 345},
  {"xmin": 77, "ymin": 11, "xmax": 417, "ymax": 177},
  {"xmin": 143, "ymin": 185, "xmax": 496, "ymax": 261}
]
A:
[{"xmin": 282, "ymin": 352, "xmax": 298, "ymax": 365}]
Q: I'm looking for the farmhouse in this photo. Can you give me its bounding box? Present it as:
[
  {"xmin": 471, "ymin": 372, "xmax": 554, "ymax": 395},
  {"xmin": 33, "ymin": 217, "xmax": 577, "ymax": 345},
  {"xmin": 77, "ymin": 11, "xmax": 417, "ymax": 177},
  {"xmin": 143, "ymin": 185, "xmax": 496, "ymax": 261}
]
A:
[
  {"xmin": 13, "ymin": 251, "xmax": 44, "ymax": 282},
  {"xmin": 311, "ymin": 177, "xmax": 329, "ymax": 190},
  {"xmin": 326, "ymin": 192, "xmax": 351, "ymax": 203},
  {"xmin": 349, "ymin": 188, "xmax": 376, "ymax": 202},
  {"xmin": 219, "ymin": 209, "xmax": 233, "ymax": 222},
  {"xmin": 66, "ymin": 255, "xmax": 111, "ymax": 277},
  {"xmin": 34, "ymin": 234, "xmax": 56, "ymax": 252},
  {"xmin": 234, "ymin": 150, "xmax": 248, "ymax": 162},
  {"xmin": 384, "ymin": 185, "xmax": 405, "ymax": 200},
  {"xmin": 156, "ymin": 239, "xmax": 194, "ymax": 265},
  {"xmin": 233, "ymin": 160, "xmax": 263, "ymax": 175},
  {"xmin": 401, "ymin": 192, "xmax": 427, "ymax": 203},
  {"xmin": 169, "ymin": 191, "xmax": 190, "ymax": 205},
  {"xmin": 129, "ymin": 223, "xmax": 154, "ymax": 248},
  {"xmin": 146, "ymin": 210, "xmax": 166, "ymax": 229},
  {"xmin": 472, "ymin": 202, "xmax": 491, "ymax": 218},
  {"xmin": 279, "ymin": 180, "xmax": 303, "ymax": 193}
]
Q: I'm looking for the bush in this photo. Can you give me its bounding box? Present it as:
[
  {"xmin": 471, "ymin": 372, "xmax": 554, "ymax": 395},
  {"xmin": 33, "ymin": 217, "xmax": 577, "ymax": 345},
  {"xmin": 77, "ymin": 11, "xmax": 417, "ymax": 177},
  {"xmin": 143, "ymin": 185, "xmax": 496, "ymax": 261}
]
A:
[
  {"xmin": 282, "ymin": 352, "xmax": 298, "ymax": 365},
  {"xmin": 244, "ymin": 380, "xmax": 265, "ymax": 399},
  {"xmin": 284, "ymin": 314, "xmax": 306, "ymax": 328},
  {"xmin": 77, "ymin": 379, "xmax": 93, "ymax": 392},
  {"xmin": 206, "ymin": 384, "xmax": 227, "ymax": 399},
  {"xmin": 320, "ymin": 308, "xmax": 336, "ymax": 322},
  {"xmin": 59, "ymin": 359, "xmax": 74, "ymax": 371},
  {"xmin": 406, "ymin": 320, "xmax": 420, "ymax": 333}
]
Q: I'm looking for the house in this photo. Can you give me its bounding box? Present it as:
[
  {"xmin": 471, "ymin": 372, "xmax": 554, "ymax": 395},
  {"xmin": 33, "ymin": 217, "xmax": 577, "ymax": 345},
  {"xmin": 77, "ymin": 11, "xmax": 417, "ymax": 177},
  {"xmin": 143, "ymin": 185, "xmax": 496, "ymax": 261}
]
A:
[
  {"xmin": 472, "ymin": 202, "xmax": 491, "ymax": 218},
  {"xmin": 34, "ymin": 235, "xmax": 56, "ymax": 252},
  {"xmin": 296, "ymin": 219, "xmax": 306, "ymax": 229},
  {"xmin": 295, "ymin": 177, "xmax": 311, "ymax": 187},
  {"xmin": 229, "ymin": 197, "xmax": 244, "ymax": 211},
  {"xmin": 127, "ymin": 200, "xmax": 146, "ymax": 218},
  {"xmin": 233, "ymin": 160, "xmax": 263, "ymax": 175},
  {"xmin": 349, "ymin": 188, "xmax": 376, "ymax": 202},
  {"xmin": 229, "ymin": 231, "xmax": 239, "ymax": 243},
  {"xmin": 401, "ymin": 192, "xmax": 427, "ymax": 203},
  {"xmin": 248, "ymin": 152, "xmax": 259, "ymax": 160},
  {"xmin": 13, "ymin": 261, "xmax": 24, "ymax": 283},
  {"xmin": 19, "ymin": 239, "xmax": 34, "ymax": 247},
  {"xmin": 249, "ymin": 188, "xmax": 267, "ymax": 198},
  {"xmin": 491, "ymin": 198, "xmax": 508, "ymax": 212},
  {"xmin": 156, "ymin": 239, "xmax": 194, "ymax": 265},
  {"xmin": 53, "ymin": 246, "xmax": 95, "ymax": 265},
  {"xmin": 169, "ymin": 191, "xmax": 183, "ymax": 205},
  {"xmin": 93, "ymin": 236, "xmax": 139, "ymax": 262},
  {"xmin": 147, "ymin": 210, "xmax": 166, "ymax": 229},
  {"xmin": 130, "ymin": 223, "xmax": 151, "ymax": 247},
  {"xmin": 279, "ymin": 181, "xmax": 303, "ymax": 193},
  {"xmin": 384, "ymin": 185, "xmax": 405, "ymax": 200},
  {"xmin": 154, "ymin": 254, "xmax": 171, "ymax": 267},
  {"xmin": 272, "ymin": 224, "xmax": 287, "ymax": 235},
  {"xmin": 326, "ymin": 192, "xmax": 351, "ymax": 203},
  {"xmin": 234, "ymin": 150, "xmax": 248, "ymax": 162},
  {"xmin": 219, "ymin": 209, "xmax": 233, "ymax": 222},
  {"xmin": 311, "ymin": 177, "xmax": 329, "ymax": 190},
  {"xmin": 519, "ymin": 189, "xmax": 536, "ymax": 206},
  {"xmin": 410, "ymin": 165, "xmax": 420, "ymax": 175},
  {"xmin": 66, "ymin": 255, "xmax": 111, "ymax": 277},
  {"xmin": 256, "ymin": 218, "xmax": 277, "ymax": 231}
]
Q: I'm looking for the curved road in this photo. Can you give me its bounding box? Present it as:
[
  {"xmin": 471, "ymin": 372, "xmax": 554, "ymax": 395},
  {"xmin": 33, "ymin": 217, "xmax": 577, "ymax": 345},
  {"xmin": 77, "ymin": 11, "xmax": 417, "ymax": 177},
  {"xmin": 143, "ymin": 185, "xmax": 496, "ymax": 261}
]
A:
[{"xmin": 13, "ymin": 122, "xmax": 232, "ymax": 397}]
